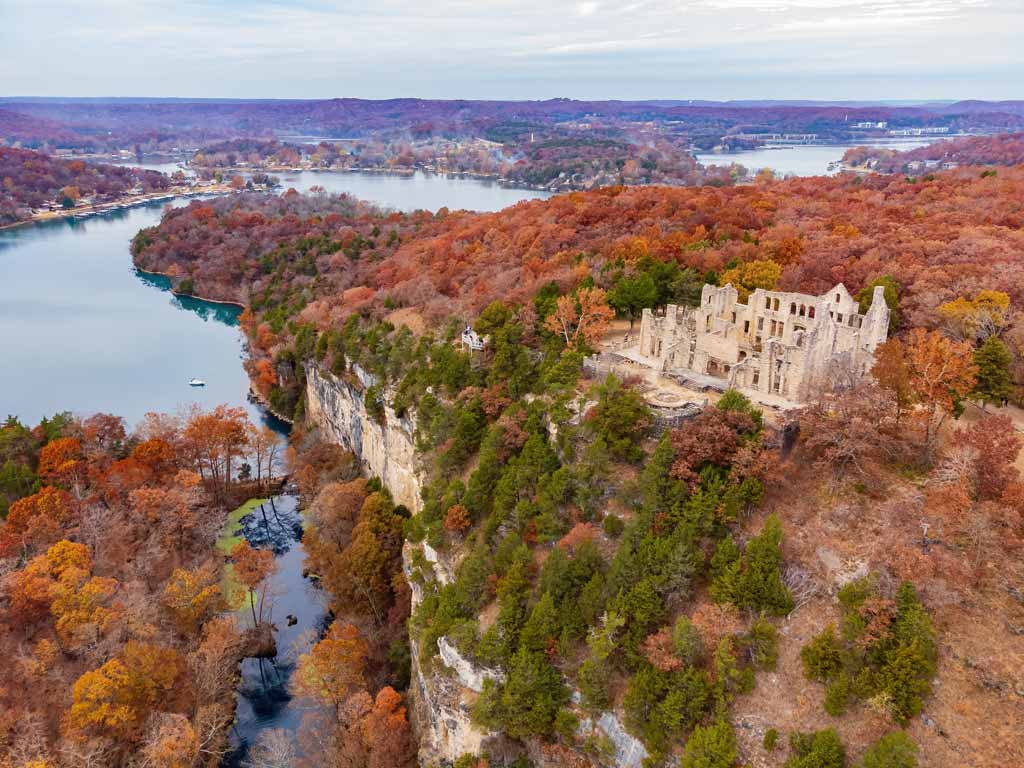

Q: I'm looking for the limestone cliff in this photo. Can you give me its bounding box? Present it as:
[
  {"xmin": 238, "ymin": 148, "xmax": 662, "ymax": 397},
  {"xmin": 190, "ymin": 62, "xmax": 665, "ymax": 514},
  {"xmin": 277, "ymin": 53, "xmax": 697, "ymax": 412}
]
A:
[
  {"xmin": 305, "ymin": 364, "xmax": 423, "ymax": 513},
  {"xmin": 304, "ymin": 363, "xmax": 644, "ymax": 768},
  {"xmin": 305, "ymin": 364, "xmax": 491, "ymax": 763}
]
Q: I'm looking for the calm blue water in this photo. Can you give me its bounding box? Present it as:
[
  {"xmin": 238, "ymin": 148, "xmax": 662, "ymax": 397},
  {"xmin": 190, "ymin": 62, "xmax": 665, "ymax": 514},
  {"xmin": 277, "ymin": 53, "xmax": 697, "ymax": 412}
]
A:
[
  {"xmin": 0, "ymin": 175, "xmax": 548, "ymax": 429},
  {"xmin": 695, "ymin": 139, "xmax": 934, "ymax": 177},
  {"xmin": 0, "ymin": 200, "xmax": 265, "ymax": 428}
]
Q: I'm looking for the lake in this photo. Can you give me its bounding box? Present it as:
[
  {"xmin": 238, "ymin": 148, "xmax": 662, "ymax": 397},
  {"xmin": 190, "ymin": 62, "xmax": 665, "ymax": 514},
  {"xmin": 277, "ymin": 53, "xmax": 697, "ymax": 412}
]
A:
[
  {"xmin": 0, "ymin": 174, "xmax": 549, "ymax": 429},
  {"xmin": 267, "ymin": 169, "xmax": 552, "ymax": 212},
  {"xmin": 695, "ymin": 140, "xmax": 934, "ymax": 177}
]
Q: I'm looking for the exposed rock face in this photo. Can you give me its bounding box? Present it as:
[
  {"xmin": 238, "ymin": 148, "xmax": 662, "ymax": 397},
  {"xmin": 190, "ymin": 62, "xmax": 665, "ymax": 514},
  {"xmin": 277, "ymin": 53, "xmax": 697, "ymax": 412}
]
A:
[
  {"xmin": 576, "ymin": 712, "xmax": 649, "ymax": 768},
  {"xmin": 438, "ymin": 636, "xmax": 505, "ymax": 693},
  {"xmin": 403, "ymin": 542, "xmax": 495, "ymax": 764},
  {"xmin": 305, "ymin": 363, "xmax": 646, "ymax": 767},
  {"xmin": 305, "ymin": 364, "xmax": 423, "ymax": 513}
]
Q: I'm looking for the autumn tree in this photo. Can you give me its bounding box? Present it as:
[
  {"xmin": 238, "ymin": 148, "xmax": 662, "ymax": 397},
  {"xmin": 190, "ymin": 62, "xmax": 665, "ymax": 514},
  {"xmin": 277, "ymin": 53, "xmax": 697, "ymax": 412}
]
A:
[
  {"xmin": 161, "ymin": 564, "xmax": 226, "ymax": 636},
  {"xmin": 871, "ymin": 339, "xmax": 914, "ymax": 424},
  {"xmin": 718, "ymin": 259, "xmax": 781, "ymax": 301},
  {"xmin": 0, "ymin": 486, "xmax": 75, "ymax": 558},
  {"xmin": 68, "ymin": 642, "xmax": 181, "ymax": 741},
  {"xmin": 938, "ymin": 290, "xmax": 1010, "ymax": 342},
  {"xmin": 140, "ymin": 713, "xmax": 199, "ymax": 768},
  {"xmin": 37, "ymin": 436, "xmax": 85, "ymax": 495},
  {"xmin": 293, "ymin": 621, "xmax": 369, "ymax": 713},
  {"xmin": 544, "ymin": 287, "xmax": 614, "ymax": 349},
  {"xmin": 230, "ymin": 540, "xmax": 276, "ymax": 626},
  {"xmin": 903, "ymin": 329, "xmax": 977, "ymax": 462},
  {"xmin": 182, "ymin": 405, "xmax": 250, "ymax": 498}
]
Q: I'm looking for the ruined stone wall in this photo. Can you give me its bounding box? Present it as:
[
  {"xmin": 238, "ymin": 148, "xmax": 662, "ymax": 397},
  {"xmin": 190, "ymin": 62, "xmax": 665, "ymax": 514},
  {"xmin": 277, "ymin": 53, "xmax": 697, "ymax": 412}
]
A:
[{"xmin": 637, "ymin": 282, "xmax": 889, "ymax": 401}]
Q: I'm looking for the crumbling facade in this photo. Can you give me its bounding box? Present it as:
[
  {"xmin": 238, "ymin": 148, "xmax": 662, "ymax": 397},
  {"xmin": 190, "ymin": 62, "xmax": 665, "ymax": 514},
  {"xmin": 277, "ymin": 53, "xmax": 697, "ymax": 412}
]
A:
[{"xmin": 636, "ymin": 283, "xmax": 889, "ymax": 401}]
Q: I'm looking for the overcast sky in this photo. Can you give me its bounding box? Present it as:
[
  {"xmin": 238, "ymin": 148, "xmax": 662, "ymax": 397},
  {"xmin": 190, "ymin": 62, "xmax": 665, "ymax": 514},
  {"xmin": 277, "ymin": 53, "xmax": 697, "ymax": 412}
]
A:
[{"xmin": 1, "ymin": 0, "xmax": 1020, "ymax": 101}]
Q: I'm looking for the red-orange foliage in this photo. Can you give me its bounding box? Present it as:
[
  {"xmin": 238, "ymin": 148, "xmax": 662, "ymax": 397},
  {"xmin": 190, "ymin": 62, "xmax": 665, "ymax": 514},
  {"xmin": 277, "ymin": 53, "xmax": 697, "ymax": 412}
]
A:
[
  {"xmin": 37, "ymin": 436, "xmax": 83, "ymax": 489},
  {"xmin": 558, "ymin": 522, "xmax": 599, "ymax": 552},
  {"xmin": 443, "ymin": 504, "xmax": 471, "ymax": 534},
  {"xmin": 132, "ymin": 170, "xmax": 1024, "ymax": 338},
  {"xmin": 961, "ymin": 415, "xmax": 1022, "ymax": 501},
  {"xmin": 0, "ymin": 486, "xmax": 75, "ymax": 557}
]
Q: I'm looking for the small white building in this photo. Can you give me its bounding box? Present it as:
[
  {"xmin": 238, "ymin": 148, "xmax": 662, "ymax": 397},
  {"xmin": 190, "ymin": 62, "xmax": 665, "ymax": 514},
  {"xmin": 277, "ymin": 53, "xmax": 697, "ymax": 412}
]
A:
[{"xmin": 460, "ymin": 327, "xmax": 488, "ymax": 352}]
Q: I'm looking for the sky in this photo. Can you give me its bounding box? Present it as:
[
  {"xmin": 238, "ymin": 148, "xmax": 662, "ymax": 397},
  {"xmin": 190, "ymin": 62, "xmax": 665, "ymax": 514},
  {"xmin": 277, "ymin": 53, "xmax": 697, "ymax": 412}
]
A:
[{"xmin": 1, "ymin": 0, "xmax": 1021, "ymax": 101}]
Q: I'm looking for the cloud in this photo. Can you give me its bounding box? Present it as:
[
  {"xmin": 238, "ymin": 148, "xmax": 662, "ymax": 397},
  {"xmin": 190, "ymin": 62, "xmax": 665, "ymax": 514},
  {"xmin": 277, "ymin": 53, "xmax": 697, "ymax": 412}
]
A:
[{"xmin": 0, "ymin": 0, "xmax": 1018, "ymax": 99}]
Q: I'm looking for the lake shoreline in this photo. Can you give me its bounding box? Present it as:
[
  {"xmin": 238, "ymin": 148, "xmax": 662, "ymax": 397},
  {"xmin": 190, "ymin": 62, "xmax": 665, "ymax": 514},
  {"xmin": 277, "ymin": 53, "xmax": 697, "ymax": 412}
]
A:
[
  {"xmin": 131, "ymin": 264, "xmax": 248, "ymax": 309},
  {"xmin": 0, "ymin": 186, "xmax": 236, "ymax": 232}
]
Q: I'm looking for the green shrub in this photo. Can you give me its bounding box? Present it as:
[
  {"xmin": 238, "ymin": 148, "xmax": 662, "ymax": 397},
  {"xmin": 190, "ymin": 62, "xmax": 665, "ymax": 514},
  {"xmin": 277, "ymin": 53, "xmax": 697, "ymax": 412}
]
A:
[
  {"xmin": 672, "ymin": 615, "xmax": 703, "ymax": 666},
  {"xmin": 680, "ymin": 719, "xmax": 738, "ymax": 768},
  {"xmin": 785, "ymin": 729, "xmax": 847, "ymax": 768},
  {"xmin": 602, "ymin": 513, "xmax": 625, "ymax": 538},
  {"xmin": 860, "ymin": 731, "xmax": 917, "ymax": 768},
  {"xmin": 742, "ymin": 617, "xmax": 779, "ymax": 671},
  {"xmin": 801, "ymin": 625, "xmax": 843, "ymax": 681},
  {"xmin": 711, "ymin": 514, "xmax": 794, "ymax": 615},
  {"xmin": 824, "ymin": 672, "xmax": 851, "ymax": 716},
  {"xmin": 763, "ymin": 728, "xmax": 780, "ymax": 751},
  {"xmin": 801, "ymin": 580, "xmax": 936, "ymax": 725}
]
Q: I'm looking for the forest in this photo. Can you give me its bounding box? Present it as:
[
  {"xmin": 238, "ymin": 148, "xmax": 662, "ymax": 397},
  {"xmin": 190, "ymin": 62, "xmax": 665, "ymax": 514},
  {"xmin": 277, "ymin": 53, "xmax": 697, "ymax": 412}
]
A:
[
  {"xmin": 0, "ymin": 404, "xmax": 416, "ymax": 768},
  {"xmin": 843, "ymin": 132, "xmax": 1024, "ymax": 173},
  {"xmin": 132, "ymin": 160, "xmax": 1024, "ymax": 417},
  {"xmin": 0, "ymin": 148, "xmax": 169, "ymax": 225},
  {"xmin": 185, "ymin": 132, "xmax": 732, "ymax": 192},
  {"xmin": 3, "ymin": 97, "xmax": 1024, "ymax": 154},
  {"xmin": 123, "ymin": 150, "xmax": 1024, "ymax": 766}
]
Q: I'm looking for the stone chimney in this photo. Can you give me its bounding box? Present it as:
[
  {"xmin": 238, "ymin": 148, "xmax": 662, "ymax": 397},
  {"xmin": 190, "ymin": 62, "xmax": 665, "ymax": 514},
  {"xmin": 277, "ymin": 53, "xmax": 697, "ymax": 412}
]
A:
[{"xmin": 862, "ymin": 285, "xmax": 890, "ymax": 349}]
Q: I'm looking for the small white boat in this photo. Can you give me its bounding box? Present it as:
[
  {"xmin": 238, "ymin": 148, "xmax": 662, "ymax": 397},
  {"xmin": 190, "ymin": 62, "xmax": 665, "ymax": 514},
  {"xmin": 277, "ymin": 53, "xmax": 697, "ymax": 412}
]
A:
[{"xmin": 188, "ymin": 378, "xmax": 206, "ymax": 387}]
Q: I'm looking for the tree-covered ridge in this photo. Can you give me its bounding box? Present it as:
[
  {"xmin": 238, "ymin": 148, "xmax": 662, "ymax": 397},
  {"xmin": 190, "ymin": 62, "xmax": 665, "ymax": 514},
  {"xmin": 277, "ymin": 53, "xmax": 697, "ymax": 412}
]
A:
[
  {"xmin": 0, "ymin": 148, "xmax": 169, "ymax": 225},
  {"xmin": 133, "ymin": 165, "xmax": 1024, "ymax": 334},
  {"xmin": 844, "ymin": 132, "xmax": 1024, "ymax": 173},
  {"xmin": 132, "ymin": 164, "xmax": 1024, "ymax": 426}
]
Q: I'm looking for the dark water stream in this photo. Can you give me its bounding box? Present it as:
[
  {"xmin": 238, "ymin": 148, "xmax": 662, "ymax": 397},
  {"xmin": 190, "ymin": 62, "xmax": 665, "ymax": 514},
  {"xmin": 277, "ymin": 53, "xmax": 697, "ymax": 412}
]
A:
[{"xmin": 221, "ymin": 493, "xmax": 330, "ymax": 765}]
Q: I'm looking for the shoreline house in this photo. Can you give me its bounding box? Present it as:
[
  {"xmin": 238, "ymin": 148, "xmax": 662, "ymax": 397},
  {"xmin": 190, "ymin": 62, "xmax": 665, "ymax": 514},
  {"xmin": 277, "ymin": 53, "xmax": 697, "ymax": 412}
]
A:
[{"xmin": 636, "ymin": 283, "xmax": 889, "ymax": 402}]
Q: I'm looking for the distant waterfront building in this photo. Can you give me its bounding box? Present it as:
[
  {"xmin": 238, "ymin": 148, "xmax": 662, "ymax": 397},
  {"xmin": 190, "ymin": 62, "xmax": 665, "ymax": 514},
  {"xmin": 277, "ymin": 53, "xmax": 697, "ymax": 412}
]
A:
[{"xmin": 636, "ymin": 283, "xmax": 890, "ymax": 402}]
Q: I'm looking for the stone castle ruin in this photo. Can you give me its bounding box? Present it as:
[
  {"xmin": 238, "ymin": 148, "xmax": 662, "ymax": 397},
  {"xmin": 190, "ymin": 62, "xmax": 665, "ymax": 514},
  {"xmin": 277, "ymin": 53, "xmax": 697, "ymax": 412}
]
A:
[{"xmin": 635, "ymin": 282, "xmax": 890, "ymax": 402}]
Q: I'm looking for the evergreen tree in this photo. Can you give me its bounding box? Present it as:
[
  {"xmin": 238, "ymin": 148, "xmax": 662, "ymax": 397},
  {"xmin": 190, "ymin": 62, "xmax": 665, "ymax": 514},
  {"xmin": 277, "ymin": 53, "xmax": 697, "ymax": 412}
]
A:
[
  {"xmin": 587, "ymin": 375, "xmax": 652, "ymax": 462},
  {"xmin": 860, "ymin": 732, "xmax": 917, "ymax": 768},
  {"xmin": 972, "ymin": 336, "xmax": 1013, "ymax": 407},
  {"xmin": 785, "ymin": 729, "xmax": 847, "ymax": 768},
  {"xmin": 638, "ymin": 433, "xmax": 687, "ymax": 515},
  {"xmin": 856, "ymin": 275, "xmax": 902, "ymax": 333},
  {"xmin": 495, "ymin": 549, "xmax": 533, "ymax": 658},
  {"xmin": 498, "ymin": 647, "xmax": 568, "ymax": 738},
  {"xmin": 519, "ymin": 591, "xmax": 559, "ymax": 656},
  {"xmin": 680, "ymin": 719, "xmax": 738, "ymax": 768},
  {"xmin": 609, "ymin": 271, "xmax": 658, "ymax": 329},
  {"xmin": 711, "ymin": 514, "xmax": 794, "ymax": 615}
]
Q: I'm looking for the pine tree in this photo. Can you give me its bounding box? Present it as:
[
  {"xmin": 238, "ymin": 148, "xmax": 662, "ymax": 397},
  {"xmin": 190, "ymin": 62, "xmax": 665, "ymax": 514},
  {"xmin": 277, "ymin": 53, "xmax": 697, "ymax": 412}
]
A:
[
  {"xmin": 498, "ymin": 646, "xmax": 568, "ymax": 738},
  {"xmin": 860, "ymin": 732, "xmax": 917, "ymax": 768},
  {"xmin": 785, "ymin": 729, "xmax": 847, "ymax": 768},
  {"xmin": 681, "ymin": 719, "xmax": 738, "ymax": 768},
  {"xmin": 519, "ymin": 591, "xmax": 559, "ymax": 656},
  {"xmin": 972, "ymin": 336, "xmax": 1013, "ymax": 408}
]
